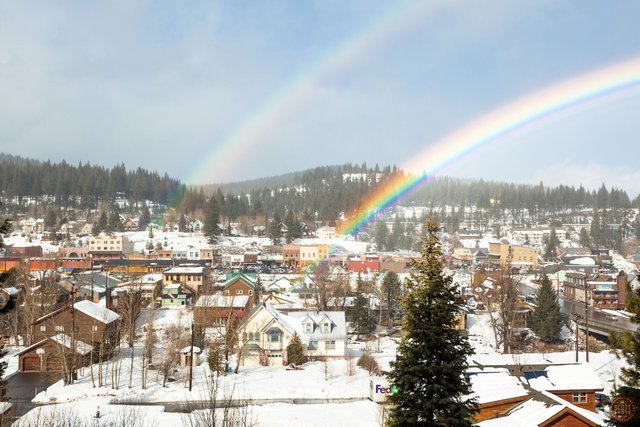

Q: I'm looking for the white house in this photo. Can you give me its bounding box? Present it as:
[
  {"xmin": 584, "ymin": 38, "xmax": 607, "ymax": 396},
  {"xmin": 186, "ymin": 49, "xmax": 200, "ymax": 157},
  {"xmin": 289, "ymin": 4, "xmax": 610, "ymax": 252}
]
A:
[{"xmin": 238, "ymin": 303, "xmax": 346, "ymax": 366}]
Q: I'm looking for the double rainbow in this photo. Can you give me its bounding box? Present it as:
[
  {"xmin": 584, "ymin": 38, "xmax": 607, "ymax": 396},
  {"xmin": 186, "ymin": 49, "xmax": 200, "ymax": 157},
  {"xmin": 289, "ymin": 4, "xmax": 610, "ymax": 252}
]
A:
[{"xmin": 339, "ymin": 57, "xmax": 640, "ymax": 236}]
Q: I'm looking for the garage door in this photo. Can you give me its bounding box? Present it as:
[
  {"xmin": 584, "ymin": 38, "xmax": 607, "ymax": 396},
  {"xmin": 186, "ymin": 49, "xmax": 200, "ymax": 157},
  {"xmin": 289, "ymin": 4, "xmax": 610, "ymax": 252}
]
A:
[{"xmin": 22, "ymin": 355, "xmax": 40, "ymax": 371}]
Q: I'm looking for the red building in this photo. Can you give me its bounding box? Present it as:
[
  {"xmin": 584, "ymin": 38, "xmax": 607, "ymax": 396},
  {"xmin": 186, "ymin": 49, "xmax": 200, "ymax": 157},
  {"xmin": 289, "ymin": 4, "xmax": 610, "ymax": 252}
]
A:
[{"xmin": 347, "ymin": 254, "xmax": 380, "ymax": 273}]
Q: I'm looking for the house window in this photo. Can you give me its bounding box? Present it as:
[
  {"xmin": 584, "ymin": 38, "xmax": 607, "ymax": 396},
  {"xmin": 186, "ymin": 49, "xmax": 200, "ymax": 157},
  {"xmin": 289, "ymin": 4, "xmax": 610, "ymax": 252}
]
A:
[
  {"xmin": 326, "ymin": 341, "xmax": 336, "ymax": 350},
  {"xmin": 236, "ymin": 290, "xmax": 243, "ymax": 295},
  {"xmin": 92, "ymin": 325, "xmax": 99, "ymax": 332},
  {"xmin": 55, "ymin": 325, "xmax": 65, "ymax": 332},
  {"xmin": 305, "ymin": 323, "xmax": 313, "ymax": 334},
  {"xmin": 572, "ymin": 392, "xmax": 587, "ymax": 403},
  {"xmin": 322, "ymin": 323, "xmax": 330, "ymax": 333},
  {"xmin": 308, "ymin": 341, "xmax": 318, "ymax": 350},
  {"xmin": 254, "ymin": 332, "xmax": 260, "ymax": 341},
  {"xmin": 269, "ymin": 330, "xmax": 281, "ymax": 343},
  {"xmin": 40, "ymin": 325, "xmax": 46, "ymax": 332}
]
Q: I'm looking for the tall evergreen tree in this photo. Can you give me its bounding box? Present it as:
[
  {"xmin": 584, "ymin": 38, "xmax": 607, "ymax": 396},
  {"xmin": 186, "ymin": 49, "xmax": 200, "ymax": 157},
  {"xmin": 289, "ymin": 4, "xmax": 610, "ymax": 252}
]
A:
[
  {"xmin": 203, "ymin": 197, "xmax": 222, "ymax": 243},
  {"xmin": 387, "ymin": 219, "xmax": 476, "ymax": 426},
  {"xmin": 374, "ymin": 220, "xmax": 389, "ymax": 251},
  {"xmin": 544, "ymin": 228, "xmax": 560, "ymax": 259},
  {"xmin": 139, "ymin": 203, "xmax": 151, "ymax": 231},
  {"xmin": 107, "ymin": 211, "xmax": 124, "ymax": 232},
  {"xmin": 610, "ymin": 284, "xmax": 640, "ymax": 426},
  {"xmin": 93, "ymin": 211, "xmax": 108, "ymax": 235},
  {"xmin": 178, "ymin": 213, "xmax": 187, "ymax": 232},
  {"xmin": 0, "ymin": 210, "xmax": 9, "ymax": 400},
  {"xmin": 269, "ymin": 213, "xmax": 282, "ymax": 245},
  {"xmin": 352, "ymin": 274, "xmax": 375, "ymax": 337},
  {"xmin": 284, "ymin": 209, "xmax": 301, "ymax": 243},
  {"xmin": 579, "ymin": 227, "xmax": 591, "ymax": 247},
  {"xmin": 286, "ymin": 333, "xmax": 307, "ymax": 366},
  {"xmin": 381, "ymin": 271, "xmax": 403, "ymax": 326},
  {"xmin": 530, "ymin": 274, "xmax": 563, "ymax": 342}
]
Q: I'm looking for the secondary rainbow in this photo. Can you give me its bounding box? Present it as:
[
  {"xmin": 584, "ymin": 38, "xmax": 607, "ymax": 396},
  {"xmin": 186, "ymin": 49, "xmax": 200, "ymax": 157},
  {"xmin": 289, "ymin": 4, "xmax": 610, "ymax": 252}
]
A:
[
  {"xmin": 339, "ymin": 57, "xmax": 640, "ymax": 236},
  {"xmin": 187, "ymin": 1, "xmax": 448, "ymax": 185}
]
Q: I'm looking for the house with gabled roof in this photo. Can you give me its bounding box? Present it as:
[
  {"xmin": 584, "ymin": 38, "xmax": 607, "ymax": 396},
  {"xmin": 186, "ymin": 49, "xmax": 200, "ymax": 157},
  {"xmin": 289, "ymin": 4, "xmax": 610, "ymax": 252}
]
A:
[
  {"xmin": 475, "ymin": 390, "xmax": 606, "ymax": 426},
  {"xmin": 194, "ymin": 293, "xmax": 251, "ymax": 326},
  {"xmin": 237, "ymin": 303, "xmax": 346, "ymax": 366},
  {"xmin": 16, "ymin": 333, "xmax": 94, "ymax": 373},
  {"xmin": 223, "ymin": 273, "xmax": 258, "ymax": 302},
  {"xmin": 21, "ymin": 300, "xmax": 120, "ymax": 373},
  {"xmin": 265, "ymin": 276, "xmax": 294, "ymax": 293}
]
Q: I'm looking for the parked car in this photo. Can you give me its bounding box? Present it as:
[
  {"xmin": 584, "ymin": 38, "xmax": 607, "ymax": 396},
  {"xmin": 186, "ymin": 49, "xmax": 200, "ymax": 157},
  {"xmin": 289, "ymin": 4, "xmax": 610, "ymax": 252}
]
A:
[{"xmin": 595, "ymin": 392, "xmax": 611, "ymax": 409}]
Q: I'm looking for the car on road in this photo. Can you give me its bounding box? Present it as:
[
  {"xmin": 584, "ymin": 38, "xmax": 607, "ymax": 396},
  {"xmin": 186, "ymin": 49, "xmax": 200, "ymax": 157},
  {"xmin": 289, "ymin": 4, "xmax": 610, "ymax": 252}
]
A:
[{"xmin": 595, "ymin": 392, "xmax": 611, "ymax": 409}]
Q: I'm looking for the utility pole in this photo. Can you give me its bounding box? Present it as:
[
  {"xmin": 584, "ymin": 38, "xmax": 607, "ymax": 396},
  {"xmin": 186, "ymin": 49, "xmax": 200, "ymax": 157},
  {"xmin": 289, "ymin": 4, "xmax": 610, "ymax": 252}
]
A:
[
  {"xmin": 584, "ymin": 283, "xmax": 589, "ymax": 363},
  {"xmin": 189, "ymin": 322, "xmax": 195, "ymax": 392},
  {"xmin": 574, "ymin": 313, "xmax": 579, "ymax": 363},
  {"xmin": 71, "ymin": 285, "xmax": 77, "ymax": 383}
]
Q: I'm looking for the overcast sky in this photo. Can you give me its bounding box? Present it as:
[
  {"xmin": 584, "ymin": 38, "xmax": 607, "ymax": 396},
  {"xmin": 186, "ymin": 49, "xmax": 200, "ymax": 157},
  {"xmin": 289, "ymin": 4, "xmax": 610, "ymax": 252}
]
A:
[{"xmin": 1, "ymin": 1, "xmax": 639, "ymax": 196}]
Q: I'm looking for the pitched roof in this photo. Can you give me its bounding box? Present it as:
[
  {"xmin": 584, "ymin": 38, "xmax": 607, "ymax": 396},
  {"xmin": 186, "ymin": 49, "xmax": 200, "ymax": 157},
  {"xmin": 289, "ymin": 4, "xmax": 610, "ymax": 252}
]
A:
[
  {"xmin": 74, "ymin": 300, "xmax": 119, "ymax": 324},
  {"xmin": 223, "ymin": 273, "xmax": 256, "ymax": 291},
  {"xmin": 476, "ymin": 390, "xmax": 606, "ymax": 426},
  {"xmin": 195, "ymin": 294, "xmax": 250, "ymax": 308}
]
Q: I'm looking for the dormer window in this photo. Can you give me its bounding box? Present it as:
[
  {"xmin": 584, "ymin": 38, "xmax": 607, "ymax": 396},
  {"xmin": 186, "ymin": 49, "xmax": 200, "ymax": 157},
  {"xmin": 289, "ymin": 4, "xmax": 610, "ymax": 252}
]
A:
[
  {"xmin": 304, "ymin": 322, "xmax": 313, "ymax": 334},
  {"xmin": 322, "ymin": 322, "xmax": 330, "ymax": 333}
]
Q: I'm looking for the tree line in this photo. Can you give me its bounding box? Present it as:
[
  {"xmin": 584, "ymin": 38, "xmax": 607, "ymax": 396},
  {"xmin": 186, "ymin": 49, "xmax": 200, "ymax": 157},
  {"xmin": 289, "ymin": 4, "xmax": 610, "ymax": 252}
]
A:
[{"xmin": 0, "ymin": 153, "xmax": 184, "ymax": 209}]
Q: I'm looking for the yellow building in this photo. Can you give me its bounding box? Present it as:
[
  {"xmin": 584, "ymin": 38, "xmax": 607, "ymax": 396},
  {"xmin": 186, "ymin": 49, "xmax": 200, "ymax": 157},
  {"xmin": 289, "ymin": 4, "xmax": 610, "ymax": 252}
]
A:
[{"xmin": 488, "ymin": 242, "xmax": 539, "ymax": 270}]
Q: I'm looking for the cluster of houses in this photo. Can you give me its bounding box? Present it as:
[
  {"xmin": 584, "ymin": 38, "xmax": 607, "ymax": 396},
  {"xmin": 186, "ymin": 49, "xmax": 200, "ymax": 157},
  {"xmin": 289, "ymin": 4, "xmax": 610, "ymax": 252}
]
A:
[{"xmin": 468, "ymin": 355, "xmax": 607, "ymax": 426}]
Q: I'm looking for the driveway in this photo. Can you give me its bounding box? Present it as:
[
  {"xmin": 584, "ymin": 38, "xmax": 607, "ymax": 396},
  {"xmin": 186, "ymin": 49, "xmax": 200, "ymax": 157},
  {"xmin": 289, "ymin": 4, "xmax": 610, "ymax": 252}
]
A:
[{"xmin": 6, "ymin": 372, "xmax": 57, "ymax": 417}]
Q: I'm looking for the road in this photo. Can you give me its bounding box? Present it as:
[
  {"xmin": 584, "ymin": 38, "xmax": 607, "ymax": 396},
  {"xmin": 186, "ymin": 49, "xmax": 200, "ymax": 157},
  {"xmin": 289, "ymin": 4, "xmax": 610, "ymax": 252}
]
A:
[
  {"xmin": 517, "ymin": 281, "xmax": 638, "ymax": 335},
  {"xmin": 5, "ymin": 372, "xmax": 57, "ymax": 418}
]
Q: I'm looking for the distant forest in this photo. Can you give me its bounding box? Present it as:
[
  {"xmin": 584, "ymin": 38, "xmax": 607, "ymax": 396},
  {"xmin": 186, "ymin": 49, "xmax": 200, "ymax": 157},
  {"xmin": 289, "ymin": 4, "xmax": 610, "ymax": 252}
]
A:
[
  {"xmin": 1, "ymin": 153, "xmax": 639, "ymax": 222},
  {"xmin": 0, "ymin": 153, "xmax": 184, "ymax": 208}
]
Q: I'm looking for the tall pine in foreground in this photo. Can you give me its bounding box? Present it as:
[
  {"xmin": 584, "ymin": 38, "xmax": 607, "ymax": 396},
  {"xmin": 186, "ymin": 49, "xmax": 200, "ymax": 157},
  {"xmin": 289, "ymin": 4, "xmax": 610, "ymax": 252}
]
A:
[
  {"xmin": 610, "ymin": 284, "xmax": 640, "ymax": 426},
  {"xmin": 530, "ymin": 274, "xmax": 563, "ymax": 342},
  {"xmin": 387, "ymin": 219, "xmax": 476, "ymax": 426}
]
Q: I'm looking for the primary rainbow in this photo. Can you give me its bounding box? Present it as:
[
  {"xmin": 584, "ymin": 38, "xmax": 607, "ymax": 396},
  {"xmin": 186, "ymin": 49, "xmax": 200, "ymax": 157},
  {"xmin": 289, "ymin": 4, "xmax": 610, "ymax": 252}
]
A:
[{"xmin": 339, "ymin": 57, "xmax": 640, "ymax": 236}]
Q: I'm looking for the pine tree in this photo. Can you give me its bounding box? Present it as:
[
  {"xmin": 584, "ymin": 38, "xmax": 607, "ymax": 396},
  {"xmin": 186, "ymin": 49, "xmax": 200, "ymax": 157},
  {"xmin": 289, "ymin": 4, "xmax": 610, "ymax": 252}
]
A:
[
  {"xmin": 381, "ymin": 271, "xmax": 403, "ymax": 326},
  {"xmin": 108, "ymin": 211, "xmax": 124, "ymax": 232},
  {"xmin": 203, "ymin": 197, "xmax": 221, "ymax": 243},
  {"xmin": 269, "ymin": 213, "xmax": 282, "ymax": 245},
  {"xmin": 579, "ymin": 227, "xmax": 591, "ymax": 247},
  {"xmin": 352, "ymin": 274, "xmax": 375, "ymax": 337},
  {"xmin": 374, "ymin": 220, "xmax": 389, "ymax": 251},
  {"xmin": 530, "ymin": 274, "xmax": 563, "ymax": 342},
  {"xmin": 387, "ymin": 219, "xmax": 476, "ymax": 426},
  {"xmin": 286, "ymin": 333, "xmax": 307, "ymax": 366},
  {"xmin": 139, "ymin": 203, "xmax": 151, "ymax": 231},
  {"xmin": 93, "ymin": 211, "xmax": 108, "ymax": 235},
  {"xmin": 610, "ymin": 284, "xmax": 640, "ymax": 426},
  {"xmin": 544, "ymin": 228, "xmax": 559, "ymax": 259},
  {"xmin": 178, "ymin": 213, "xmax": 187, "ymax": 232},
  {"xmin": 0, "ymin": 212, "xmax": 8, "ymax": 399}
]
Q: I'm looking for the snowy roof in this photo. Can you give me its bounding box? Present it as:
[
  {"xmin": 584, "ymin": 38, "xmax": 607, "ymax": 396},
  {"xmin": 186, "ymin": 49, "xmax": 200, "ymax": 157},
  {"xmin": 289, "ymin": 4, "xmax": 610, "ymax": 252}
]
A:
[
  {"xmin": 195, "ymin": 294, "xmax": 250, "ymax": 308},
  {"xmin": 476, "ymin": 390, "xmax": 606, "ymax": 426},
  {"xmin": 570, "ymin": 257, "xmax": 596, "ymax": 266},
  {"xmin": 287, "ymin": 311, "xmax": 347, "ymax": 341},
  {"xmin": 74, "ymin": 300, "xmax": 119, "ymax": 324},
  {"xmin": 467, "ymin": 368, "xmax": 529, "ymax": 404},
  {"xmin": 525, "ymin": 363, "xmax": 603, "ymax": 392},
  {"xmin": 121, "ymin": 273, "xmax": 163, "ymax": 285},
  {"xmin": 163, "ymin": 267, "xmax": 204, "ymax": 274},
  {"xmin": 181, "ymin": 346, "xmax": 202, "ymax": 354},
  {"xmin": 262, "ymin": 303, "xmax": 309, "ymax": 344},
  {"xmin": 50, "ymin": 334, "xmax": 93, "ymax": 355}
]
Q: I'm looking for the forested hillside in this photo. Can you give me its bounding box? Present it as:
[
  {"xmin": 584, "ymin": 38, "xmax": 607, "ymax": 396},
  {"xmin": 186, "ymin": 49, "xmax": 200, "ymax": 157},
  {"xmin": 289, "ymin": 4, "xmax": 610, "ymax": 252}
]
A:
[
  {"xmin": 0, "ymin": 153, "xmax": 184, "ymax": 208},
  {"xmin": 1, "ymin": 153, "xmax": 639, "ymax": 223}
]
